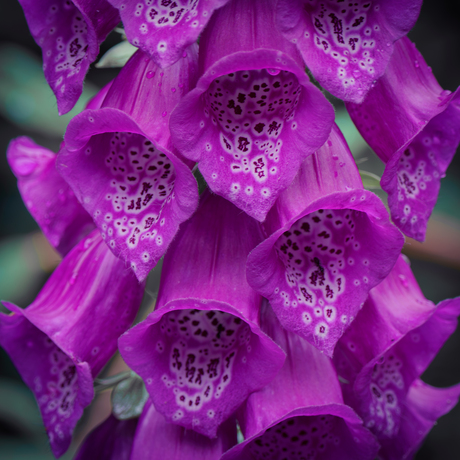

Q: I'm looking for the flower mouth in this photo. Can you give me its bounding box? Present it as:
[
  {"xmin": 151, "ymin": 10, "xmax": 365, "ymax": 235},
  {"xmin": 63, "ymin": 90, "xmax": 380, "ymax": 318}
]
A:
[
  {"xmin": 246, "ymin": 414, "xmax": 346, "ymax": 459},
  {"xmin": 158, "ymin": 308, "xmax": 251, "ymax": 415},
  {"xmin": 203, "ymin": 68, "xmax": 301, "ymax": 187},
  {"xmin": 88, "ymin": 131, "xmax": 176, "ymax": 251}
]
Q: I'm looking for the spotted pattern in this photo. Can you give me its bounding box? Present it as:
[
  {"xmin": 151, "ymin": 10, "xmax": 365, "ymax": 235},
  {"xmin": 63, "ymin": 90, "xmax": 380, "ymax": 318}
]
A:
[
  {"xmin": 274, "ymin": 208, "xmax": 371, "ymax": 340},
  {"xmin": 364, "ymin": 353, "xmax": 404, "ymax": 437},
  {"xmin": 302, "ymin": 1, "xmax": 382, "ymax": 91},
  {"xmin": 204, "ymin": 69, "xmax": 301, "ymax": 199},
  {"xmin": 247, "ymin": 415, "xmax": 344, "ymax": 459},
  {"xmin": 157, "ymin": 309, "xmax": 250, "ymax": 416},
  {"xmin": 41, "ymin": 2, "xmax": 90, "ymax": 97},
  {"xmin": 87, "ymin": 132, "xmax": 175, "ymax": 271}
]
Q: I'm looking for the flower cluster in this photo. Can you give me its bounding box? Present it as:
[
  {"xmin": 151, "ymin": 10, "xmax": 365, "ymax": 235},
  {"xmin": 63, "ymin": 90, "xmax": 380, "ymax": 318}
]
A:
[{"xmin": 2, "ymin": 1, "xmax": 460, "ymax": 459}]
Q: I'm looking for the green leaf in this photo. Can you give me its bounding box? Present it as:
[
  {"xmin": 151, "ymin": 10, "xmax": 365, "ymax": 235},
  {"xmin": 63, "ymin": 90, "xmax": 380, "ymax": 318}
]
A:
[
  {"xmin": 111, "ymin": 372, "xmax": 149, "ymax": 420},
  {"xmin": 359, "ymin": 170, "xmax": 382, "ymax": 190}
]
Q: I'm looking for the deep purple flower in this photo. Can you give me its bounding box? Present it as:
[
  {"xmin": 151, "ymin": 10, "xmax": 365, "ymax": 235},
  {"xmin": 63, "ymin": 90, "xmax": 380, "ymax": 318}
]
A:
[
  {"xmin": 7, "ymin": 137, "xmax": 95, "ymax": 257},
  {"xmin": 169, "ymin": 0, "xmax": 335, "ymax": 221},
  {"xmin": 0, "ymin": 230, "xmax": 144, "ymax": 457},
  {"xmin": 334, "ymin": 255, "xmax": 460, "ymax": 459},
  {"xmin": 59, "ymin": 47, "xmax": 199, "ymax": 282},
  {"xmin": 247, "ymin": 124, "xmax": 404, "ymax": 357},
  {"xmin": 129, "ymin": 399, "xmax": 236, "ymax": 459},
  {"xmin": 221, "ymin": 303, "xmax": 379, "ymax": 460},
  {"xmin": 17, "ymin": 0, "xmax": 120, "ymax": 115},
  {"xmin": 275, "ymin": 0, "xmax": 422, "ymax": 103},
  {"xmin": 108, "ymin": 0, "xmax": 231, "ymax": 68},
  {"xmin": 74, "ymin": 414, "xmax": 138, "ymax": 460},
  {"xmin": 347, "ymin": 37, "xmax": 460, "ymax": 241},
  {"xmin": 119, "ymin": 191, "xmax": 285, "ymax": 437}
]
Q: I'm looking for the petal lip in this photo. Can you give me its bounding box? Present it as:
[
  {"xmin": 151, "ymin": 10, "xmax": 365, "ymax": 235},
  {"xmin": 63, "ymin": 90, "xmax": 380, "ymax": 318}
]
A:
[
  {"xmin": 7, "ymin": 136, "xmax": 95, "ymax": 256},
  {"xmin": 108, "ymin": 0, "xmax": 230, "ymax": 69},
  {"xmin": 276, "ymin": 0, "xmax": 423, "ymax": 103},
  {"xmin": 60, "ymin": 107, "xmax": 199, "ymax": 282},
  {"xmin": 221, "ymin": 404, "xmax": 379, "ymax": 460},
  {"xmin": 169, "ymin": 49, "xmax": 335, "ymax": 221},
  {"xmin": 18, "ymin": 0, "xmax": 119, "ymax": 115},
  {"xmin": 119, "ymin": 298, "xmax": 286, "ymax": 438},
  {"xmin": 247, "ymin": 189, "xmax": 404, "ymax": 357}
]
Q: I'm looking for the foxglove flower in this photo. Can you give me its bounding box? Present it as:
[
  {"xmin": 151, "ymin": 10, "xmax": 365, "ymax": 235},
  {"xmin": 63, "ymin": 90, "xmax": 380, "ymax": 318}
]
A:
[
  {"xmin": 334, "ymin": 255, "xmax": 460, "ymax": 459},
  {"xmin": 59, "ymin": 47, "xmax": 200, "ymax": 282},
  {"xmin": 7, "ymin": 137, "xmax": 95, "ymax": 256},
  {"xmin": 221, "ymin": 303, "xmax": 379, "ymax": 460},
  {"xmin": 169, "ymin": 0, "xmax": 335, "ymax": 221},
  {"xmin": 247, "ymin": 124, "xmax": 404, "ymax": 357},
  {"xmin": 108, "ymin": 0, "xmax": 231, "ymax": 68},
  {"xmin": 0, "ymin": 230, "xmax": 144, "ymax": 457},
  {"xmin": 74, "ymin": 415, "xmax": 138, "ymax": 460},
  {"xmin": 129, "ymin": 399, "xmax": 236, "ymax": 459},
  {"xmin": 347, "ymin": 37, "xmax": 460, "ymax": 241},
  {"xmin": 119, "ymin": 191, "xmax": 285, "ymax": 437},
  {"xmin": 275, "ymin": 0, "xmax": 422, "ymax": 103},
  {"xmin": 17, "ymin": 0, "xmax": 120, "ymax": 115}
]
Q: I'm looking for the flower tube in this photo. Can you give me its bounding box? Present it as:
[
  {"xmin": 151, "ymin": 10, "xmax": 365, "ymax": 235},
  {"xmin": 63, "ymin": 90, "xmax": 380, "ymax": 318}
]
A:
[
  {"xmin": 129, "ymin": 400, "xmax": 236, "ymax": 459},
  {"xmin": 275, "ymin": 0, "xmax": 422, "ymax": 103},
  {"xmin": 221, "ymin": 303, "xmax": 379, "ymax": 460},
  {"xmin": 17, "ymin": 0, "xmax": 120, "ymax": 114},
  {"xmin": 247, "ymin": 124, "xmax": 404, "ymax": 357},
  {"xmin": 347, "ymin": 37, "xmax": 460, "ymax": 241},
  {"xmin": 119, "ymin": 191, "xmax": 285, "ymax": 437},
  {"xmin": 108, "ymin": 0, "xmax": 231, "ymax": 68},
  {"xmin": 7, "ymin": 137, "xmax": 95, "ymax": 256},
  {"xmin": 334, "ymin": 256, "xmax": 460, "ymax": 459},
  {"xmin": 170, "ymin": 0, "xmax": 334, "ymax": 221},
  {"xmin": 74, "ymin": 415, "xmax": 138, "ymax": 460},
  {"xmin": 59, "ymin": 47, "xmax": 200, "ymax": 281},
  {"xmin": 0, "ymin": 230, "xmax": 144, "ymax": 457}
]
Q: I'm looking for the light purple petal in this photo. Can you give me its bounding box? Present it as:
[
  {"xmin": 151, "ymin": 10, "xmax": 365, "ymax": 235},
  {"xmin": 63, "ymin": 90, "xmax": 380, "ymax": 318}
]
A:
[
  {"xmin": 247, "ymin": 125, "xmax": 404, "ymax": 357},
  {"xmin": 221, "ymin": 303, "xmax": 379, "ymax": 460},
  {"xmin": 169, "ymin": 0, "xmax": 334, "ymax": 221},
  {"xmin": 130, "ymin": 399, "xmax": 236, "ymax": 460},
  {"xmin": 0, "ymin": 230, "xmax": 144, "ymax": 457},
  {"xmin": 119, "ymin": 192, "xmax": 285, "ymax": 437},
  {"xmin": 18, "ymin": 0, "xmax": 120, "ymax": 115},
  {"xmin": 347, "ymin": 37, "xmax": 460, "ymax": 241},
  {"xmin": 74, "ymin": 415, "xmax": 138, "ymax": 460},
  {"xmin": 7, "ymin": 137, "xmax": 95, "ymax": 256},
  {"xmin": 60, "ymin": 48, "xmax": 199, "ymax": 282},
  {"xmin": 334, "ymin": 262, "xmax": 460, "ymax": 455},
  {"xmin": 276, "ymin": 0, "xmax": 422, "ymax": 103},
  {"xmin": 108, "ymin": 0, "xmax": 230, "ymax": 68}
]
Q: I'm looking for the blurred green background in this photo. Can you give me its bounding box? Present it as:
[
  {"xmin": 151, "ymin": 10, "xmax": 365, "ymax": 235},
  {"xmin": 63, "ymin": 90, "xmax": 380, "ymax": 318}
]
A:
[{"xmin": 0, "ymin": 1, "xmax": 460, "ymax": 459}]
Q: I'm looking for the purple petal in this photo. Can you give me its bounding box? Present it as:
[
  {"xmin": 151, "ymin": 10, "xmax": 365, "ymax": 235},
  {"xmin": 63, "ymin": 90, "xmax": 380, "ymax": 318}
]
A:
[
  {"xmin": 247, "ymin": 125, "xmax": 404, "ymax": 357},
  {"xmin": 74, "ymin": 415, "xmax": 138, "ymax": 460},
  {"xmin": 334, "ymin": 262, "xmax": 460, "ymax": 454},
  {"xmin": 60, "ymin": 49, "xmax": 199, "ymax": 282},
  {"xmin": 221, "ymin": 303, "xmax": 379, "ymax": 460},
  {"xmin": 0, "ymin": 230, "xmax": 144, "ymax": 457},
  {"xmin": 347, "ymin": 37, "xmax": 460, "ymax": 241},
  {"xmin": 130, "ymin": 400, "xmax": 236, "ymax": 459},
  {"xmin": 108, "ymin": 0, "xmax": 230, "ymax": 68},
  {"xmin": 7, "ymin": 137, "xmax": 95, "ymax": 256},
  {"xmin": 18, "ymin": 0, "xmax": 120, "ymax": 115},
  {"xmin": 169, "ymin": 0, "xmax": 334, "ymax": 221},
  {"xmin": 119, "ymin": 192, "xmax": 285, "ymax": 437},
  {"xmin": 276, "ymin": 0, "xmax": 422, "ymax": 103}
]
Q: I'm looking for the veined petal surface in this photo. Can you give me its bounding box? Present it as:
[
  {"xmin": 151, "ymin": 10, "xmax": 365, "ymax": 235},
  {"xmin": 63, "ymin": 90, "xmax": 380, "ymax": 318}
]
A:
[
  {"xmin": 7, "ymin": 137, "xmax": 95, "ymax": 256},
  {"xmin": 18, "ymin": 0, "xmax": 120, "ymax": 114},
  {"xmin": 276, "ymin": 0, "xmax": 422, "ymax": 103},
  {"xmin": 347, "ymin": 37, "xmax": 460, "ymax": 241}
]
